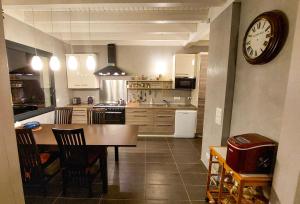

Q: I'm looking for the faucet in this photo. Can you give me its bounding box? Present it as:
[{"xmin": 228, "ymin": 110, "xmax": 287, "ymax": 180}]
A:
[{"xmin": 162, "ymin": 99, "xmax": 170, "ymax": 106}]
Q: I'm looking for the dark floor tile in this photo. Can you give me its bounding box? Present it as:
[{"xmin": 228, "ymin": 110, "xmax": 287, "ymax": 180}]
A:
[
  {"xmin": 146, "ymin": 153, "xmax": 174, "ymax": 163},
  {"xmin": 110, "ymin": 163, "xmax": 145, "ymax": 173},
  {"xmin": 186, "ymin": 185, "xmax": 206, "ymax": 201},
  {"xmin": 146, "ymin": 172, "xmax": 183, "ymax": 185},
  {"xmin": 108, "ymin": 171, "xmax": 145, "ymax": 185},
  {"xmin": 25, "ymin": 196, "xmax": 56, "ymax": 204},
  {"xmin": 146, "ymin": 200, "xmax": 190, "ymax": 204},
  {"xmin": 146, "ymin": 184, "xmax": 188, "ymax": 200},
  {"xmin": 146, "ymin": 143, "xmax": 169, "ymax": 150},
  {"xmin": 181, "ymin": 173, "xmax": 208, "ymax": 185},
  {"xmin": 23, "ymin": 183, "xmax": 62, "ymax": 197},
  {"xmin": 54, "ymin": 198, "xmax": 100, "ymax": 204},
  {"xmin": 177, "ymin": 163, "xmax": 207, "ymax": 173},
  {"xmin": 60, "ymin": 184, "xmax": 103, "ymax": 198},
  {"xmin": 101, "ymin": 199, "xmax": 146, "ymax": 204},
  {"xmin": 108, "ymin": 152, "xmax": 146, "ymax": 163},
  {"xmin": 145, "ymin": 148, "xmax": 170, "ymax": 154},
  {"xmin": 146, "ymin": 137, "xmax": 167, "ymax": 142},
  {"xmin": 146, "ymin": 163, "xmax": 178, "ymax": 173},
  {"xmin": 173, "ymin": 153, "xmax": 201, "ymax": 164},
  {"xmin": 103, "ymin": 183, "xmax": 145, "ymax": 200}
]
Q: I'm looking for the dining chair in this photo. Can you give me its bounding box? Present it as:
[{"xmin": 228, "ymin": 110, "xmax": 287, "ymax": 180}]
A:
[
  {"xmin": 54, "ymin": 107, "xmax": 73, "ymax": 124},
  {"xmin": 52, "ymin": 128, "xmax": 105, "ymax": 196},
  {"xmin": 87, "ymin": 108, "xmax": 119, "ymax": 161},
  {"xmin": 15, "ymin": 128, "xmax": 60, "ymax": 196},
  {"xmin": 87, "ymin": 108, "xmax": 106, "ymax": 125}
]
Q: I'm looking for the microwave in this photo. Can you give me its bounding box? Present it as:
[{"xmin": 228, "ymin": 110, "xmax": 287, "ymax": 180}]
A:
[{"xmin": 175, "ymin": 77, "xmax": 196, "ymax": 89}]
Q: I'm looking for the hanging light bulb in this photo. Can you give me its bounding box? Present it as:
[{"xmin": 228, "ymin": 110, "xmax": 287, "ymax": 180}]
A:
[
  {"xmin": 67, "ymin": 55, "xmax": 78, "ymax": 70},
  {"xmin": 86, "ymin": 55, "xmax": 96, "ymax": 71},
  {"xmin": 67, "ymin": 9, "xmax": 78, "ymax": 71},
  {"xmin": 50, "ymin": 55, "xmax": 61, "ymax": 71},
  {"xmin": 85, "ymin": 10, "xmax": 96, "ymax": 71},
  {"xmin": 31, "ymin": 55, "xmax": 43, "ymax": 71},
  {"xmin": 49, "ymin": 9, "xmax": 61, "ymax": 72},
  {"xmin": 31, "ymin": 9, "xmax": 43, "ymax": 71}
]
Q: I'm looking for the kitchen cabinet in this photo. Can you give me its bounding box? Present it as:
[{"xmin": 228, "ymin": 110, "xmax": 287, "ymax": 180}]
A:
[
  {"xmin": 126, "ymin": 108, "xmax": 175, "ymax": 134},
  {"xmin": 174, "ymin": 54, "xmax": 196, "ymax": 77},
  {"xmin": 66, "ymin": 54, "xmax": 99, "ymax": 89}
]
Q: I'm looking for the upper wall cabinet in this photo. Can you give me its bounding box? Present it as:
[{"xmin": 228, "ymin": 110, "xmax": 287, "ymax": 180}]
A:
[
  {"xmin": 174, "ymin": 54, "xmax": 196, "ymax": 77},
  {"xmin": 66, "ymin": 54, "xmax": 99, "ymax": 89}
]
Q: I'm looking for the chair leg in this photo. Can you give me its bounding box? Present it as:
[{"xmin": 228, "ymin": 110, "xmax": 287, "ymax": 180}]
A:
[
  {"xmin": 41, "ymin": 183, "xmax": 47, "ymax": 197},
  {"xmin": 88, "ymin": 181, "xmax": 93, "ymax": 197},
  {"xmin": 62, "ymin": 171, "xmax": 67, "ymax": 196},
  {"xmin": 114, "ymin": 146, "xmax": 119, "ymax": 161}
]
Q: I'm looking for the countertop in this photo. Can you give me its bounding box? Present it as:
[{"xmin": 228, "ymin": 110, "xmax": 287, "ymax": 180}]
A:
[
  {"xmin": 67, "ymin": 103, "xmax": 197, "ymax": 110},
  {"xmin": 125, "ymin": 103, "xmax": 197, "ymax": 110},
  {"xmin": 67, "ymin": 104, "xmax": 94, "ymax": 108}
]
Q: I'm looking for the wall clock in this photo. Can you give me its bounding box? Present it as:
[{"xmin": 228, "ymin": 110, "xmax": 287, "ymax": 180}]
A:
[{"xmin": 243, "ymin": 10, "xmax": 288, "ymax": 65}]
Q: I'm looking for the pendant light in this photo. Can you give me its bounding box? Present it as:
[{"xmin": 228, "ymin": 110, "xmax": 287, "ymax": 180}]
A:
[
  {"xmin": 31, "ymin": 9, "xmax": 43, "ymax": 71},
  {"xmin": 86, "ymin": 9, "xmax": 96, "ymax": 71},
  {"xmin": 49, "ymin": 9, "xmax": 61, "ymax": 71},
  {"xmin": 67, "ymin": 9, "xmax": 78, "ymax": 70}
]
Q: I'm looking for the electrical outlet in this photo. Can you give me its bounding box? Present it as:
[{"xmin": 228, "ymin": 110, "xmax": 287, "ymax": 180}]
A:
[
  {"xmin": 215, "ymin": 107, "xmax": 222, "ymax": 125},
  {"xmin": 206, "ymin": 152, "xmax": 210, "ymax": 160}
]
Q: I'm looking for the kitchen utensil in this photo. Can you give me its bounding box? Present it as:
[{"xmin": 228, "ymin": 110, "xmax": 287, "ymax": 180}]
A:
[
  {"xmin": 87, "ymin": 96, "xmax": 94, "ymax": 105},
  {"xmin": 72, "ymin": 97, "xmax": 81, "ymax": 105}
]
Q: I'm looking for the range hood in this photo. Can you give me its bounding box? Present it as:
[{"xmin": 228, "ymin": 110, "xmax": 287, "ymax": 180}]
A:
[{"xmin": 94, "ymin": 44, "xmax": 126, "ymax": 76}]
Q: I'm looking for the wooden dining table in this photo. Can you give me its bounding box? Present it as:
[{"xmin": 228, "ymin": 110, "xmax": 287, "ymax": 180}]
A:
[{"xmin": 32, "ymin": 124, "xmax": 139, "ymax": 193}]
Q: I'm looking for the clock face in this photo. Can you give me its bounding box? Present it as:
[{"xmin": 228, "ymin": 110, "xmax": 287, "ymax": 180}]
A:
[
  {"xmin": 242, "ymin": 11, "xmax": 288, "ymax": 65},
  {"xmin": 245, "ymin": 18, "xmax": 272, "ymax": 59}
]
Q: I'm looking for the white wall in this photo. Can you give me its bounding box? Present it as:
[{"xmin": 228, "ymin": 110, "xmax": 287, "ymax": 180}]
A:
[
  {"xmin": 201, "ymin": 2, "xmax": 240, "ymax": 166},
  {"xmin": 271, "ymin": 1, "xmax": 300, "ymax": 203},
  {"xmin": 230, "ymin": 0, "xmax": 299, "ymax": 142},
  {"xmin": 3, "ymin": 14, "xmax": 70, "ymax": 107},
  {"xmin": 0, "ymin": 2, "xmax": 24, "ymax": 203}
]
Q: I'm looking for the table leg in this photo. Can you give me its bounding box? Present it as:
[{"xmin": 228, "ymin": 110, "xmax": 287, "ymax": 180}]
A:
[
  {"xmin": 237, "ymin": 181, "xmax": 244, "ymax": 204},
  {"xmin": 114, "ymin": 146, "xmax": 119, "ymax": 161},
  {"xmin": 100, "ymin": 147, "xmax": 108, "ymax": 193}
]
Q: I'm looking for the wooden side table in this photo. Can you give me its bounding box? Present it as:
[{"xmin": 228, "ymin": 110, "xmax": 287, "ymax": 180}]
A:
[{"xmin": 206, "ymin": 146, "xmax": 272, "ymax": 204}]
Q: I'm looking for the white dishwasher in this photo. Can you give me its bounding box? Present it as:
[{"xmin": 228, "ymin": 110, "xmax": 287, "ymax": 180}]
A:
[{"xmin": 174, "ymin": 110, "xmax": 197, "ymax": 138}]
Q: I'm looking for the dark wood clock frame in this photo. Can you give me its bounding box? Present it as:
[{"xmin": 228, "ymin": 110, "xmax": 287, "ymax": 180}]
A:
[{"xmin": 243, "ymin": 10, "xmax": 288, "ymax": 65}]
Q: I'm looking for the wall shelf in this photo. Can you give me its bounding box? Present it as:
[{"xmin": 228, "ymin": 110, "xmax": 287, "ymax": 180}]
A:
[{"xmin": 127, "ymin": 80, "xmax": 173, "ymax": 90}]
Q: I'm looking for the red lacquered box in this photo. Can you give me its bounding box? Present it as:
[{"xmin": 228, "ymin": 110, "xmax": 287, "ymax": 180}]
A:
[{"xmin": 226, "ymin": 134, "xmax": 278, "ymax": 174}]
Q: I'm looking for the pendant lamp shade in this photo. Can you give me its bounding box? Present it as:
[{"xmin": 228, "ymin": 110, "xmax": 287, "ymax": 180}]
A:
[
  {"xmin": 50, "ymin": 55, "xmax": 61, "ymax": 71},
  {"xmin": 86, "ymin": 55, "xmax": 96, "ymax": 71},
  {"xmin": 67, "ymin": 55, "xmax": 78, "ymax": 70},
  {"xmin": 31, "ymin": 55, "xmax": 43, "ymax": 71}
]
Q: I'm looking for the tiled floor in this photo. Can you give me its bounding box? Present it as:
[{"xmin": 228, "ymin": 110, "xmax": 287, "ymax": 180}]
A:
[{"xmin": 25, "ymin": 137, "xmax": 208, "ymax": 204}]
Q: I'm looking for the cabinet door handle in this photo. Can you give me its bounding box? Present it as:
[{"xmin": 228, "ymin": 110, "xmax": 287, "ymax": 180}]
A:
[
  {"xmin": 157, "ymin": 124, "xmax": 173, "ymax": 127},
  {"xmin": 157, "ymin": 115, "xmax": 173, "ymax": 117}
]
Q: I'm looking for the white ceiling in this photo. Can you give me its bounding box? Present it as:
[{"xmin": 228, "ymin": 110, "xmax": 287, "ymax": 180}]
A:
[{"xmin": 2, "ymin": 0, "xmax": 227, "ymax": 46}]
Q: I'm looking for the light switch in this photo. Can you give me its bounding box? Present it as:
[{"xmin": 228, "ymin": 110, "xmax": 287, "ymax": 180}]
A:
[{"xmin": 215, "ymin": 107, "xmax": 222, "ymax": 125}]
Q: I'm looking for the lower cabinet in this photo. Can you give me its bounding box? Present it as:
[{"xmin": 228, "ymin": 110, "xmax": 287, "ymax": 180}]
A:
[
  {"xmin": 72, "ymin": 107, "xmax": 88, "ymax": 124},
  {"xmin": 126, "ymin": 108, "xmax": 175, "ymax": 134}
]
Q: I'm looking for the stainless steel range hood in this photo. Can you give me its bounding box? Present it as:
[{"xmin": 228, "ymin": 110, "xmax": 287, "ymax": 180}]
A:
[{"xmin": 94, "ymin": 44, "xmax": 126, "ymax": 76}]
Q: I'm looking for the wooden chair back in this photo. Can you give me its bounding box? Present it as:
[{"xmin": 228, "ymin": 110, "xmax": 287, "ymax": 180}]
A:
[
  {"xmin": 54, "ymin": 107, "xmax": 73, "ymax": 124},
  {"xmin": 52, "ymin": 128, "xmax": 88, "ymax": 168},
  {"xmin": 87, "ymin": 108, "xmax": 106, "ymax": 124},
  {"xmin": 15, "ymin": 128, "xmax": 42, "ymax": 183}
]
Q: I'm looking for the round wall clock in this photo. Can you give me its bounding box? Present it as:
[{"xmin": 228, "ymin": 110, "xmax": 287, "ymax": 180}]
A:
[{"xmin": 243, "ymin": 10, "xmax": 288, "ymax": 65}]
